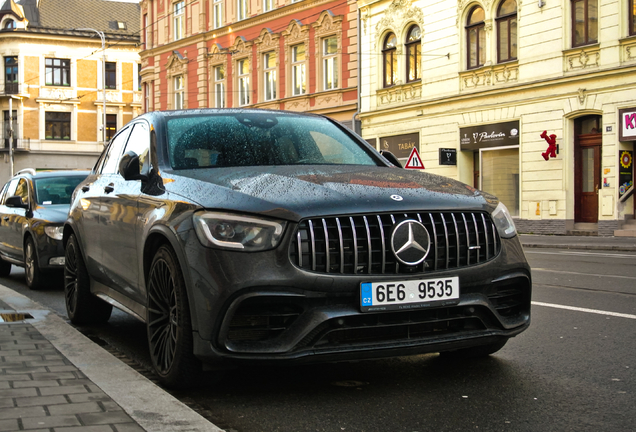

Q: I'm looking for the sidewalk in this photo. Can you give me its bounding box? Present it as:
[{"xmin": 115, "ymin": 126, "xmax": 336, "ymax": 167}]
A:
[
  {"xmin": 0, "ymin": 285, "xmax": 223, "ymax": 432},
  {"xmin": 520, "ymin": 234, "xmax": 636, "ymax": 252}
]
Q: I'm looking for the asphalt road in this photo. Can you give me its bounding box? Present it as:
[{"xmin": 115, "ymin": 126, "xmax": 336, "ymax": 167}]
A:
[{"xmin": 2, "ymin": 247, "xmax": 635, "ymax": 432}]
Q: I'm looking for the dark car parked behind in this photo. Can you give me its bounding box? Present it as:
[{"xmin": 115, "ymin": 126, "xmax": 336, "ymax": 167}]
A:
[
  {"xmin": 64, "ymin": 109, "xmax": 531, "ymax": 388},
  {"xmin": 0, "ymin": 169, "xmax": 89, "ymax": 289}
]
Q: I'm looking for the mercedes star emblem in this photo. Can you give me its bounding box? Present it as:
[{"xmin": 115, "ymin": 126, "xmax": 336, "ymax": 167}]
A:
[{"xmin": 390, "ymin": 220, "xmax": 431, "ymax": 266}]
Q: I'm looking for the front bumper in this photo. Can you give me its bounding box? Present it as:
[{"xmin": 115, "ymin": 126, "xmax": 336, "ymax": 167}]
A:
[{"xmin": 181, "ymin": 229, "xmax": 531, "ymax": 367}]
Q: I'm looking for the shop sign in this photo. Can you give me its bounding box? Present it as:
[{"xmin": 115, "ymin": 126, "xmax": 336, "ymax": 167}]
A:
[
  {"xmin": 619, "ymin": 108, "xmax": 636, "ymax": 141},
  {"xmin": 379, "ymin": 133, "xmax": 419, "ymax": 159},
  {"xmin": 439, "ymin": 148, "xmax": 457, "ymax": 165},
  {"xmin": 460, "ymin": 121, "xmax": 520, "ymax": 150},
  {"xmin": 619, "ymin": 150, "xmax": 634, "ymax": 199}
]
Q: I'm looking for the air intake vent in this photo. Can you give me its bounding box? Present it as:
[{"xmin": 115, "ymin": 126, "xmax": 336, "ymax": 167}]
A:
[{"xmin": 289, "ymin": 212, "xmax": 501, "ymax": 275}]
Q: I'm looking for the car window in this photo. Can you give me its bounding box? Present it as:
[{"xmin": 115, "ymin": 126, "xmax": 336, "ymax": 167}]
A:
[
  {"xmin": 34, "ymin": 175, "xmax": 86, "ymax": 205},
  {"xmin": 101, "ymin": 126, "xmax": 132, "ymax": 174},
  {"xmin": 166, "ymin": 113, "xmax": 379, "ymax": 170},
  {"xmin": 14, "ymin": 178, "xmax": 29, "ymax": 204},
  {"xmin": 122, "ymin": 122, "xmax": 151, "ymax": 174},
  {"xmin": 2, "ymin": 179, "xmax": 18, "ymax": 204},
  {"xmin": 0, "ymin": 182, "xmax": 8, "ymax": 204}
]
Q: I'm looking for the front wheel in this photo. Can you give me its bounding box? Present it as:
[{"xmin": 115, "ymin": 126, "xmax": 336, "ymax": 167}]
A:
[
  {"xmin": 25, "ymin": 237, "xmax": 43, "ymax": 290},
  {"xmin": 64, "ymin": 234, "xmax": 112, "ymax": 325},
  {"xmin": 147, "ymin": 245, "xmax": 201, "ymax": 389}
]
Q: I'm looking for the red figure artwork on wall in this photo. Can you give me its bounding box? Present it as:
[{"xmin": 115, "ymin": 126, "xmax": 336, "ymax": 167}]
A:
[{"xmin": 540, "ymin": 131, "xmax": 557, "ymax": 161}]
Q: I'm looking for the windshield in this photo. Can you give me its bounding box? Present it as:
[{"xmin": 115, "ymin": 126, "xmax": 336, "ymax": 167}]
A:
[
  {"xmin": 166, "ymin": 113, "xmax": 380, "ymax": 169},
  {"xmin": 34, "ymin": 176, "xmax": 86, "ymax": 205}
]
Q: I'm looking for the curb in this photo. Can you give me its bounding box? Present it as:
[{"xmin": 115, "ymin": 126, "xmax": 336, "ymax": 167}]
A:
[{"xmin": 0, "ymin": 284, "xmax": 223, "ymax": 432}]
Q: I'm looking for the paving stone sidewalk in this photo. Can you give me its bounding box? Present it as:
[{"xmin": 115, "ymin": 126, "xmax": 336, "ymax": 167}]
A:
[{"xmin": 0, "ymin": 319, "xmax": 144, "ymax": 432}]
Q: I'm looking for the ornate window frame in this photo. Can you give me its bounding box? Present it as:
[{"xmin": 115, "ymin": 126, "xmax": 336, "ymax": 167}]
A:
[
  {"xmin": 282, "ymin": 19, "xmax": 310, "ymax": 98},
  {"xmin": 208, "ymin": 44, "xmax": 228, "ymax": 108},
  {"xmin": 313, "ymin": 11, "xmax": 343, "ymax": 92},
  {"xmin": 230, "ymin": 37, "xmax": 253, "ymax": 106},
  {"xmin": 165, "ymin": 51, "xmax": 188, "ymax": 109},
  {"xmin": 256, "ymin": 28, "xmax": 281, "ymax": 103}
]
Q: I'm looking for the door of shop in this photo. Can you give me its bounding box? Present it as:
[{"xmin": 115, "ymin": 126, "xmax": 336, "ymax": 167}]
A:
[{"xmin": 575, "ymin": 116, "xmax": 602, "ymax": 223}]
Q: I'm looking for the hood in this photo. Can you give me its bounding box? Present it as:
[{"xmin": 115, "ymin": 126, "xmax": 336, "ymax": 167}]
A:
[{"xmin": 162, "ymin": 165, "xmax": 499, "ymax": 222}]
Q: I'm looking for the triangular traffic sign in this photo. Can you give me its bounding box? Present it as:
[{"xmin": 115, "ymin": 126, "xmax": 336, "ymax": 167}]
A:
[{"xmin": 404, "ymin": 147, "xmax": 424, "ymax": 169}]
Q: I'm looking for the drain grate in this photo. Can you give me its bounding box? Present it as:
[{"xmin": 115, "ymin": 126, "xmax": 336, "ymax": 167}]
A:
[{"xmin": 0, "ymin": 312, "xmax": 34, "ymax": 323}]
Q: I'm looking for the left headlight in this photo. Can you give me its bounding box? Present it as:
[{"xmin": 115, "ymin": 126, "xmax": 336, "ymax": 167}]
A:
[
  {"xmin": 491, "ymin": 202, "xmax": 517, "ymax": 239},
  {"xmin": 44, "ymin": 225, "xmax": 64, "ymax": 241},
  {"xmin": 193, "ymin": 212, "xmax": 287, "ymax": 252}
]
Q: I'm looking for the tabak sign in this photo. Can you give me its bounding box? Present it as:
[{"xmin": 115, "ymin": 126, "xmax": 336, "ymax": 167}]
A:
[
  {"xmin": 460, "ymin": 121, "xmax": 520, "ymax": 150},
  {"xmin": 619, "ymin": 108, "xmax": 636, "ymax": 141},
  {"xmin": 380, "ymin": 133, "xmax": 419, "ymax": 159}
]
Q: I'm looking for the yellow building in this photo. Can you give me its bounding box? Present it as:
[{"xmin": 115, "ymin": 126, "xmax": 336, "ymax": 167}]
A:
[
  {"xmin": 0, "ymin": 0, "xmax": 141, "ymax": 184},
  {"xmin": 358, "ymin": 0, "xmax": 636, "ymax": 236}
]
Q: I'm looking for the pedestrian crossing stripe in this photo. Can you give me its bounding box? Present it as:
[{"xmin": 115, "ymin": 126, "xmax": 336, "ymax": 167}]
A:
[{"xmin": 404, "ymin": 147, "xmax": 424, "ymax": 169}]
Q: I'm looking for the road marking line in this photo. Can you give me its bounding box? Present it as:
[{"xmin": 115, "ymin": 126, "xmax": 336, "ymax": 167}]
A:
[
  {"xmin": 526, "ymin": 251, "xmax": 636, "ymax": 258},
  {"xmin": 532, "ymin": 268, "xmax": 636, "ymax": 280},
  {"xmin": 532, "ymin": 301, "xmax": 636, "ymax": 320}
]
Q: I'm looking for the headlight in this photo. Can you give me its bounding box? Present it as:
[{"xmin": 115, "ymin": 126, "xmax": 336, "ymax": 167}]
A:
[
  {"xmin": 491, "ymin": 202, "xmax": 517, "ymax": 239},
  {"xmin": 44, "ymin": 225, "xmax": 64, "ymax": 241},
  {"xmin": 193, "ymin": 212, "xmax": 287, "ymax": 251}
]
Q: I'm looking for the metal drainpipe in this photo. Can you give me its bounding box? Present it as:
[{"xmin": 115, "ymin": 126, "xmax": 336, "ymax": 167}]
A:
[{"xmin": 351, "ymin": 3, "xmax": 361, "ymax": 135}]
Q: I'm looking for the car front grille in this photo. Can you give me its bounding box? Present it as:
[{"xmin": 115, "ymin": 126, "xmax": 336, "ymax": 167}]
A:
[{"xmin": 289, "ymin": 212, "xmax": 501, "ymax": 275}]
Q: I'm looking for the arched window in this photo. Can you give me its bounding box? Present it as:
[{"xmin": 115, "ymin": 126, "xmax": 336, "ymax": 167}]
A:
[
  {"xmin": 466, "ymin": 6, "xmax": 485, "ymax": 69},
  {"xmin": 497, "ymin": 0, "xmax": 517, "ymax": 62},
  {"xmin": 572, "ymin": 0, "xmax": 598, "ymax": 47},
  {"xmin": 405, "ymin": 25, "xmax": 421, "ymax": 82},
  {"xmin": 3, "ymin": 20, "xmax": 16, "ymax": 29},
  {"xmin": 382, "ymin": 33, "xmax": 397, "ymax": 88}
]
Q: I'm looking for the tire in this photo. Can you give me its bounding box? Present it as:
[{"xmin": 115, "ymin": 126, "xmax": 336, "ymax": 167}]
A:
[
  {"xmin": 64, "ymin": 234, "xmax": 112, "ymax": 325},
  {"xmin": 440, "ymin": 338, "xmax": 509, "ymax": 360},
  {"xmin": 25, "ymin": 237, "xmax": 43, "ymax": 290},
  {"xmin": 147, "ymin": 245, "xmax": 201, "ymax": 389},
  {"xmin": 0, "ymin": 259, "xmax": 10, "ymax": 277}
]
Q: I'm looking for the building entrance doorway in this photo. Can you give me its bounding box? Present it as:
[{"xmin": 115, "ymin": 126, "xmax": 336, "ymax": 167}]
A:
[{"xmin": 574, "ymin": 115, "xmax": 602, "ymax": 223}]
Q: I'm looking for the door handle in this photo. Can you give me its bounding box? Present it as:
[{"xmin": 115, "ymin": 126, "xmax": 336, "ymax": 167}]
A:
[
  {"xmin": 81, "ymin": 186, "xmax": 90, "ymax": 192},
  {"xmin": 595, "ymin": 185, "xmax": 599, "ymax": 195},
  {"xmin": 104, "ymin": 184, "xmax": 115, "ymax": 194}
]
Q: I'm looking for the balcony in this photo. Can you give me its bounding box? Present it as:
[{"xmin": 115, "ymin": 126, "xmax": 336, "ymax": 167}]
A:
[{"xmin": 0, "ymin": 138, "xmax": 30, "ymax": 151}]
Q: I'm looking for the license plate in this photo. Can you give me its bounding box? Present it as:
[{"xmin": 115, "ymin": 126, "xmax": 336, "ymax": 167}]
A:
[{"xmin": 361, "ymin": 277, "xmax": 459, "ymax": 312}]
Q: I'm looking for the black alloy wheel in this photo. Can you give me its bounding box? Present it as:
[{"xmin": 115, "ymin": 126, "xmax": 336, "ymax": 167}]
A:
[
  {"xmin": 64, "ymin": 234, "xmax": 112, "ymax": 324},
  {"xmin": 24, "ymin": 237, "xmax": 43, "ymax": 290},
  {"xmin": 147, "ymin": 245, "xmax": 200, "ymax": 388},
  {"xmin": 0, "ymin": 259, "xmax": 10, "ymax": 277}
]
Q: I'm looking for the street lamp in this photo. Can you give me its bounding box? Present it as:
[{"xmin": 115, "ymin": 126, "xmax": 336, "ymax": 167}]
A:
[{"xmin": 76, "ymin": 28, "xmax": 106, "ymax": 144}]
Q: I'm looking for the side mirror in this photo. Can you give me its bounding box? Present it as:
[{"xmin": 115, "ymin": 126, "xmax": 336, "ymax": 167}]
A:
[
  {"xmin": 119, "ymin": 150, "xmax": 147, "ymax": 181},
  {"xmin": 5, "ymin": 195, "xmax": 28, "ymax": 209},
  {"xmin": 379, "ymin": 150, "xmax": 403, "ymax": 168}
]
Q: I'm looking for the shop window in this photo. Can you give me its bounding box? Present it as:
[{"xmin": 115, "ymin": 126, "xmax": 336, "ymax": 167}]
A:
[
  {"xmin": 174, "ymin": 1, "xmax": 184, "ymax": 41},
  {"xmin": 45, "ymin": 58, "xmax": 70, "ymax": 86},
  {"xmin": 45, "ymin": 112, "xmax": 71, "ymax": 140},
  {"xmin": 214, "ymin": 65, "xmax": 226, "ymax": 108},
  {"xmin": 4, "ymin": 56, "xmax": 18, "ymax": 94},
  {"xmin": 322, "ymin": 37, "xmax": 338, "ymax": 90},
  {"xmin": 480, "ymin": 148, "xmax": 519, "ymax": 216},
  {"xmin": 213, "ymin": 0, "xmax": 223, "ymax": 29},
  {"xmin": 497, "ymin": 0, "xmax": 517, "ymax": 63},
  {"xmin": 174, "ymin": 75, "xmax": 184, "ymax": 109},
  {"xmin": 105, "ymin": 62, "xmax": 116, "ymax": 89},
  {"xmin": 263, "ymin": 52, "xmax": 277, "ymax": 101},
  {"xmin": 405, "ymin": 25, "xmax": 421, "ymax": 83},
  {"xmin": 572, "ymin": 0, "xmax": 598, "ymax": 47},
  {"xmin": 291, "ymin": 44, "xmax": 306, "ymax": 96},
  {"xmin": 382, "ymin": 33, "xmax": 397, "ymax": 87},
  {"xmin": 466, "ymin": 7, "xmax": 486, "ymax": 69},
  {"xmin": 238, "ymin": 59, "xmax": 250, "ymax": 106}
]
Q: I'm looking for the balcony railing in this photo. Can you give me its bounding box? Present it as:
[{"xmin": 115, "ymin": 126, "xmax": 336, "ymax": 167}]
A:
[
  {"xmin": 1, "ymin": 83, "xmax": 20, "ymax": 95},
  {"xmin": 0, "ymin": 138, "xmax": 29, "ymax": 151}
]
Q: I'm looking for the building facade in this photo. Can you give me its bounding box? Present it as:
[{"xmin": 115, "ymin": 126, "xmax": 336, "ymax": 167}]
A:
[
  {"xmin": 139, "ymin": 0, "xmax": 359, "ymax": 128},
  {"xmin": 0, "ymin": 0, "xmax": 141, "ymax": 185},
  {"xmin": 358, "ymin": 0, "xmax": 636, "ymax": 235}
]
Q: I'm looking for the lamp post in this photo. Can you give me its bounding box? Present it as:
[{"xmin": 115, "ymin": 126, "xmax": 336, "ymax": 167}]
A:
[{"xmin": 76, "ymin": 28, "xmax": 106, "ymax": 144}]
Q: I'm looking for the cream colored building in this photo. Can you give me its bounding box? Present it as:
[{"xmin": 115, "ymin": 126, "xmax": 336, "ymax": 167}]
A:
[
  {"xmin": 0, "ymin": 0, "xmax": 141, "ymax": 185},
  {"xmin": 358, "ymin": 0, "xmax": 636, "ymax": 235}
]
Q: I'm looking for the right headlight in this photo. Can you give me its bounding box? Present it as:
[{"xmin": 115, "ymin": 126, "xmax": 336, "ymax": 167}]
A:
[
  {"xmin": 193, "ymin": 212, "xmax": 287, "ymax": 252},
  {"xmin": 491, "ymin": 202, "xmax": 517, "ymax": 239}
]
